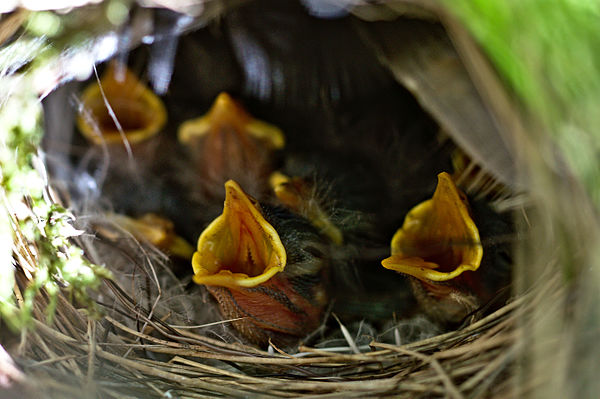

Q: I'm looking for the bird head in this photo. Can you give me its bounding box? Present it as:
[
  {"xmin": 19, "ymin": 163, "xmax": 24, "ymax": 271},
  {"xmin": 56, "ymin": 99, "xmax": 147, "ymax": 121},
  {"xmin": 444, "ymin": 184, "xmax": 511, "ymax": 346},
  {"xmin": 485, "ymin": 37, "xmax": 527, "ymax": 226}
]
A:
[
  {"xmin": 192, "ymin": 180, "xmax": 329, "ymax": 346},
  {"xmin": 77, "ymin": 62, "xmax": 167, "ymax": 145},
  {"xmin": 106, "ymin": 213, "xmax": 194, "ymax": 259},
  {"xmin": 178, "ymin": 93, "xmax": 285, "ymax": 199},
  {"xmin": 192, "ymin": 180, "xmax": 287, "ymax": 288},
  {"xmin": 381, "ymin": 172, "xmax": 483, "ymax": 323},
  {"xmin": 269, "ymin": 171, "xmax": 343, "ymax": 245}
]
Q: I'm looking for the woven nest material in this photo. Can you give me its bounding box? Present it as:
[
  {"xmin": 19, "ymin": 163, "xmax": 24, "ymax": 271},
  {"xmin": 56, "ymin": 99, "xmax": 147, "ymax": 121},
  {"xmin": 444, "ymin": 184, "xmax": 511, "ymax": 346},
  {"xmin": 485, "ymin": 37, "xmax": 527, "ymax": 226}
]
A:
[
  {"xmin": 12, "ymin": 269, "xmax": 559, "ymax": 399},
  {"xmin": 1, "ymin": 1, "xmax": 599, "ymax": 398}
]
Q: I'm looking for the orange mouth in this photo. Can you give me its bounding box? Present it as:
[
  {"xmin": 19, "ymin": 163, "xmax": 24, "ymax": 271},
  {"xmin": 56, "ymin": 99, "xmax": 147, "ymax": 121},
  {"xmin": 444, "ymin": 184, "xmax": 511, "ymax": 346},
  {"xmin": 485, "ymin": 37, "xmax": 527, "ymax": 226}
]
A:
[
  {"xmin": 107, "ymin": 213, "xmax": 194, "ymax": 259},
  {"xmin": 178, "ymin": 92, "xmax": 285, "ymax": 149},
  {"xmin": 77, "ymin": 62, "xmax": 166, "ymax": 144},
  {"xmin": 192, "ymin": 180, "xmax": 287, "ymax": 288},
  {"xmin": 382, "ymin": 172, "xmax": 482, "ymax": 282}
]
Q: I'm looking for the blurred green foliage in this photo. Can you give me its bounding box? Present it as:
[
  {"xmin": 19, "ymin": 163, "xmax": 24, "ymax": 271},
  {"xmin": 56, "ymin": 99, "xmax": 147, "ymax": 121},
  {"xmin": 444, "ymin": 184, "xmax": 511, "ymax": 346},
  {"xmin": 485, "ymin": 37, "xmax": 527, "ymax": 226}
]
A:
[
  {"xmin": 445, "ymin": 0, "xmax": 600, "ymax": 206},
  {"xmin": 445, "ymin": 2, "xmax": 600, "ymax": 396},
  {"xmin": 0, "ymin": 8, "xmax": 118, "ymax": 331}
]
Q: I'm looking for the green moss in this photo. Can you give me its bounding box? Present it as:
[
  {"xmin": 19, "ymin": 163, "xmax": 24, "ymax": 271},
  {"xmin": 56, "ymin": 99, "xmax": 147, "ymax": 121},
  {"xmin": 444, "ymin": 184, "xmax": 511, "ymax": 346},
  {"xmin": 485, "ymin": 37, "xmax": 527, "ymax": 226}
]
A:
[
  {"xmin": 444, "ymin": 0, "xmax": 600, "ymax": 205},
  {"xmin": 0, "ymin": 18, "xmax": 116, "ymax": 331}
]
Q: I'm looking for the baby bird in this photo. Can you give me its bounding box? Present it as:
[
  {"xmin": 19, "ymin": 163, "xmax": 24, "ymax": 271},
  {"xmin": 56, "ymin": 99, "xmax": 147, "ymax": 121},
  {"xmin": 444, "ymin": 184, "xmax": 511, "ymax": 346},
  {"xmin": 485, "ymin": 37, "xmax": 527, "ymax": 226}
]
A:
[
  {"xmin": 103, "ymin": 213, "xmax": 194, "ymax": 259},
  {"xmin": 78, "ymin": 61, "xmax": 167, "ymax": 148},
  {"xmin": 76, "ymin": 61, "xmax": 174, "ymax": 216},
  {"xmin": 271, "ymin": 151, "xmax": 418, "ymax": 324},
  {"xmin": 178, "ymin": 92, "xmax": 285, "ymax": 202},
  {"xmin": 382, "ymin": 172, "xmax": 512, "ymax": 325},
  {"xmin": 192, "ymin": 180, "xmax": 330, "ymax": 347},
  {"xmin": 269, "ymin": 171, "xmax": 343, "ymax": 245}
]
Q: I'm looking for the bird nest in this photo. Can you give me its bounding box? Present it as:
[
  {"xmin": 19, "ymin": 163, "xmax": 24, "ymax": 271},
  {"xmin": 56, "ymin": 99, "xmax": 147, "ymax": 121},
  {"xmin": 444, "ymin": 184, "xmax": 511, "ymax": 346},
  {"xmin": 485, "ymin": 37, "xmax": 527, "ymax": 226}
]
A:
[{"xmin": 1, "ymin": 1, "xmax": 595, "ymax": 398}]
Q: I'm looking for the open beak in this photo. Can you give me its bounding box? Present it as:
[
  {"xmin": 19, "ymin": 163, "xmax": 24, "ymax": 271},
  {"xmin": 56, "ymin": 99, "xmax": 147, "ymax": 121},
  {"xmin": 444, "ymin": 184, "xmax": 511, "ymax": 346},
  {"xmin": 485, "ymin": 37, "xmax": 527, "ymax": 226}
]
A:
[
  {"xmin": 381, "ymin": 172, "xmax": 482, "ymax": 282},
  {"xmin": 106, "ymin": 213, "xmax": 194, "ymax": 259},
  {"xmin": 192, "ymin": 180, "xmax": 287, "ymax": 288},
  {"xmin": 178, "ymin": 92, "xmax": 285, "ymax": 150},
  {"xmin": 77, "ymin": 62, "xmax": 167, "ymax": 145}
]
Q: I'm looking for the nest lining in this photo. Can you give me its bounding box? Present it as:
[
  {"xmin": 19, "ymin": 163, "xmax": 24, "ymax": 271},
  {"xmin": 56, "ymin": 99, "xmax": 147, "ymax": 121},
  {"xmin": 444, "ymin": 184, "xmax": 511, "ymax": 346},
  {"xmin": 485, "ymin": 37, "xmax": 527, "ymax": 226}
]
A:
[{"xmin": 9, "ymin": 255, "xmax": 554, "ymax": 398}]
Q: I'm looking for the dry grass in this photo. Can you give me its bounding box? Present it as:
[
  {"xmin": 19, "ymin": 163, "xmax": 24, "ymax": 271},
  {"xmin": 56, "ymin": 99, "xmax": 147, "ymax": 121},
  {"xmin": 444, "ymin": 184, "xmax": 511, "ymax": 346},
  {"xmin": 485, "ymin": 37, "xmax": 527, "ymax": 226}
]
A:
[{"xmin": 4, "ymin": 224, "xmax": 561, "ymax": 398}]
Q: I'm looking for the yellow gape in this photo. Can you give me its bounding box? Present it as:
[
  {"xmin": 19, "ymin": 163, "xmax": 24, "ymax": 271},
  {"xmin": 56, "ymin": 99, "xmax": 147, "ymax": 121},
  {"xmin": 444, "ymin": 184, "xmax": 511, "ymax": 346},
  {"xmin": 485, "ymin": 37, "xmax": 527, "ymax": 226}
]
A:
[
  {"xmin": 192, "ymin": 180, "xmax": 287, "ymax": 289},
  {"xmin": 178, "ymin": 92, "xmax": 284, "ymax": 150},
  {"xmin": 77, "ymin": 62, "xmax": 166, "ymax": 145},
  {"xmin": 382, "ymin": 172, "xmax": 482, "ymax": 282}
]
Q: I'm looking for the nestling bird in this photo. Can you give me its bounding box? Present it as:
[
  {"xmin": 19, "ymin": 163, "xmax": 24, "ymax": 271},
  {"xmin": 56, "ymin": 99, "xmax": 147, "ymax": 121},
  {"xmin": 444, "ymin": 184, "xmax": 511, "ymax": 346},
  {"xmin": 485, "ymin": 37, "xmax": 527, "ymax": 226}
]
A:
[
  {"xmin": 192, "ymin": 180, "xmax": 330, "ymax": 346},
  {"xmin": 451, "ymin": 148, "xmax": 510, "ymax": 202},
  {"xmin": 171, "ymin": 91, "xmax": 288, "ymax": 241},
  {"xmin": 75, "ymin": 61, "xmax": 176, "ymax": 217},
  {"xmin": 178, "ymin": 92, "xmax": 285, "ymax": 202},
  {"xmin": 269, "ymin": 171, "xmax": 344, "ymax": 245},
  {"xmin": 382, "ymin": 172, "xmax": 512, "ymax": 325},
  {"xmin": 77, "ymin": 61, "xmax": 167, "ymax": 147},
  {"xmin": 103, "ymin": 213, "xmax": 195, "ymax": 259}
]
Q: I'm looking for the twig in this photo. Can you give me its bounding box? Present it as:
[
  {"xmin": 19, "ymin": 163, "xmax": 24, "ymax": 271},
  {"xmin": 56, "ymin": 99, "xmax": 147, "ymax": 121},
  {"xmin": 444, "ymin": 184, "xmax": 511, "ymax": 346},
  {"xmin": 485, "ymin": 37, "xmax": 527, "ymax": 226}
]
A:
[
  {"xmin": 460, "ymin": 344, "xmax": 518, "ymax": 395},
  {"xmin": 86, "ymin": 319, "xmax": 96, "ymax": 387},
  {"xmin": 369, "ymin": 343, "xmax": 464, "ymax": 399},
  {"xmin": 95, "ymin": 348, "xmax": 278, "ymax": 399}
]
